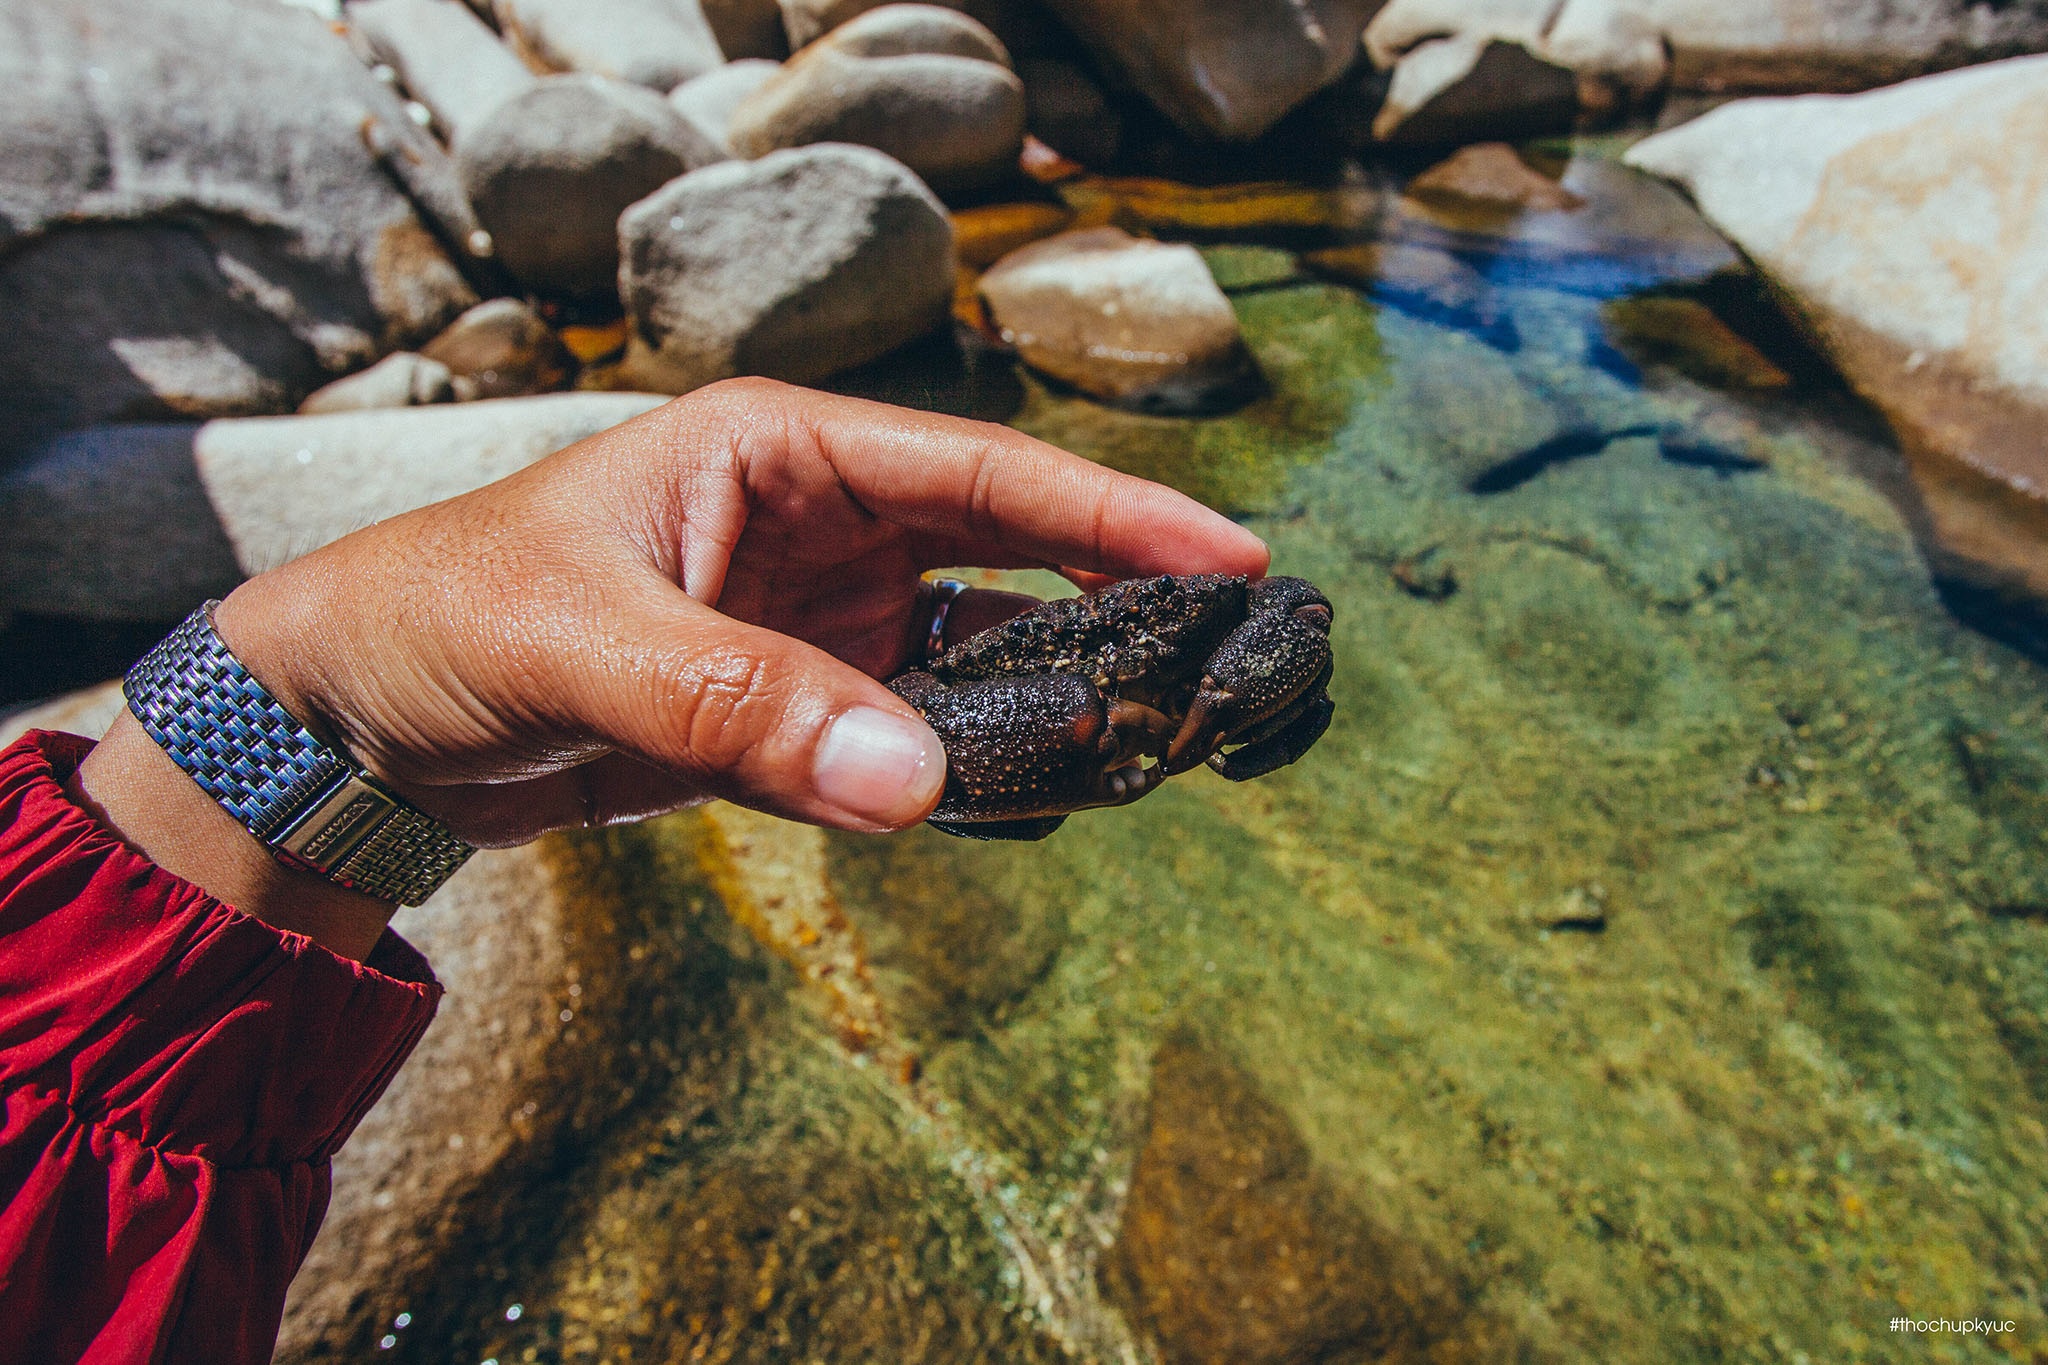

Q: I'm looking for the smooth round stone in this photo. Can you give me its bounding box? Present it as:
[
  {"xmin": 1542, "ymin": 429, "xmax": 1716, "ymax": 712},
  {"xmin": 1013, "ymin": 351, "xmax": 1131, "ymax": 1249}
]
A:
[
  {"xmin": 617, "ymin": 143, "xmax": 954, "ymax": 392},
  {"xmin": 456, "ymin": 75, "xmax": 724, "ymax": 299},
  {"xmin": 668, "ymin": 58, "xmax": 783, "ymax": 154},
  {"xmin": 728, "ymin": 42, "xmax": 1024, "ymax": 195},
  {"xmin": 976, "ymin": 225, "xmax": 1256, "ymax": 413},
  {"xmin": 819, "ymin": 3, "xmax": 1011, "ymax": 64},
  {"xmin": 419, "ymin": 298, "xmax": 573, "ymax": 399},
  {"xmin": 298, "ymin": 352, "xmax": 455, "ymax": 413},
  {"xmin": 494, "ymin": 0, "xmax": 724, "ymax": 90}
]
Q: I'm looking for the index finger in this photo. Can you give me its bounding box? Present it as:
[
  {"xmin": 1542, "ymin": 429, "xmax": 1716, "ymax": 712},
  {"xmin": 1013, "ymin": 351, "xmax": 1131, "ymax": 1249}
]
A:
[{"xmin": 721, "ymin": 380, "xmax": 1272, "ymax": 580}]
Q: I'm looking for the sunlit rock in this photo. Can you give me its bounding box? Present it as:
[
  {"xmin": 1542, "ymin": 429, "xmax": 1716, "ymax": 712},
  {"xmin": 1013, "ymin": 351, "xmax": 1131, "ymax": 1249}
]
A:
[
  {"xmin": 0, "ymin": 0, "xmax": 476, "ymax": 458},
  {"xmin": 298, "ymin": 352, "xmax": 455, "ymax": 414},
  {"xmin": 617, "ymin": 145, "xmax": 954, "ymax": 392},
  {"xmin": 669, "ymin": 58, "xmax": 783, "ymax": 153},
  {"xmin": 419, "ymin": 298, "xmax": 575, "ymax": 400},
  {"xmin": 728, "ymin": 6, "xmax": 1025, "ymax": 195},
  {"xmin": 456, "ymin": 75, "xmax": 723, "ymax": 299},
  {"xmin": 1036, "ymin": 0, "xmax": 1380, "ymax": 141},
  {"xmin": 977, "ymin": 226, "xmax": 1257, "ymax": 414},
  {"xmin": 495, "ymin": 0, "xmax": 725, "ymax": 90},
  {"xmin": 1628, "ymin": 55, "xmax": 2048, "ymax": 612},
  {"xmin": 350, "ymin": 0, "xmax": 537, "ymax": 139}
]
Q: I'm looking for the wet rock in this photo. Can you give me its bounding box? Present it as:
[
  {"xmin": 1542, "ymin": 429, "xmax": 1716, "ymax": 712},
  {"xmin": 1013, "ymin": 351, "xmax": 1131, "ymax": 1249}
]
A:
[
  {"xmin": 1103, "ymin": 1034, "xmax": 1471, "ymax": 1365},
  {"xmin": 669, "ymin": 58, "xmax": 784, "ymax": 153},
  {"xmin": 495, "ymin": 0, "xmax": 725, "ymax": 90},
  {"xmin": 350, "ymin": 0, "xmax": 538, "ymax": 140},
  {"xmin": 1304, "ymin": 241, "xmax": 1510, "ymax": 342},
  {"xmin": 298, "ymin": 352, "xmax": 456, "ymax": 414},
  {"xmin": 1627, "ymin": 56, "xmax": 2048, "ymax": 610},
  {"xmin": 420, "ymin": 298, "xmax": 574, "ymax": 399},
  {"xmin": 1601, "ymin": 295, "xmax": 1791, "ymax": 391},
  {"xmin": 1364, "ymin": 0, "xmax": 1666, "ymax": 143},
  {"xmin": 617, "ymin": 145, "xmax": 954, "ymax": 393},
  {"xmin": 976, "ymin": 226, "xmax": 1256, "ymax": 413},
  {"xmin": 728, "ymin": 10, "xmax": 1026, "ymax": 195},
  {"xmin": 1037, "ymin": 0, "xmax": 1379, "ymax": 140},
  {"xmin": 456, "ymin": 75, "xmax": 723, "ymax": 299},
  {"xmin": 703, "ymin": 0, "xmax": 791, "ymax": 58},
  {"xmin": 0, "ymin": 0, "xmax": 477, "ymax": 458}
]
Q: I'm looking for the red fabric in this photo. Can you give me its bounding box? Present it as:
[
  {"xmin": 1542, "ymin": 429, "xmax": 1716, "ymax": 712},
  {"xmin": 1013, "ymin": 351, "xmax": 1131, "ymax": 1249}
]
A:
[{"xmin": 0, "ymin": 730, "xmax": 441, "ymax": 1364}]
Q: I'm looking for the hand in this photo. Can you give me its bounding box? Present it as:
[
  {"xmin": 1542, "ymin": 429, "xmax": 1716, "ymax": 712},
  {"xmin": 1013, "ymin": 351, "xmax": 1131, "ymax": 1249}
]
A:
[{"xmin": 74, "ymin": 380, "xmax": 1269, "ymax": 958}]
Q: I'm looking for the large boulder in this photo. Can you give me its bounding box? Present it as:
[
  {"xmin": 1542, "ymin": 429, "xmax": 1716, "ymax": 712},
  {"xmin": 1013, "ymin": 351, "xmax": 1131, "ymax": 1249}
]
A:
[
  {"xmin": 1626, "ymin": 55, "xmax": 2048, "ymax": 613},
  {"xmin": 0, "ymin": 395, "xmax": 667, "ymax": 621},
  {"xmin": 0, "ymin": 0, "xmax": 478, "ymax": 461},
  {"xmin": 617, "ymin": 144, "xmax": 954, "ymax": 392},
  {"xmin": 728, "ymin": 7, "xmax": 1026, "ymax": 195},
  {"xmin": 1035, "ymin": 0, "xmax": 1381, "ymax": 141},
  {"xmin": 1363, "ymin": 0, "xmax": 2048, "ymax": 143},
  {"xmin": 976, "ymin": 225, "xmax": 1257, "ymax": 414},
  {"xmin": 494, "ymin": 0, "xmax": 726, "ymax": 90},
  {"xmin": 456, "ymin": 76, "xmax": 725, "ymax": 299}
]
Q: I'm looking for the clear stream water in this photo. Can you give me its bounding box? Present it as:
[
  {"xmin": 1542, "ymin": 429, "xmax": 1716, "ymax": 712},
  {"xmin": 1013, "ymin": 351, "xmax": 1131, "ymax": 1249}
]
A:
[{"xmin": 369, "ymin": 140, "xmax": 2048, "ymax": 1365}]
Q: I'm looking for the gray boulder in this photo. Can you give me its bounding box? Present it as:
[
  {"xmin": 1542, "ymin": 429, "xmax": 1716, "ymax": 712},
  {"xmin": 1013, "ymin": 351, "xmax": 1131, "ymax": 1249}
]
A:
[
  {"xmin": 494, "ymin": 0, "xmax": 725, "ymax": 90},
  {"xmin": 617, "ymin": 144, "xmax": 954, "ymax": 392},
  {"xmin": 0, "ymin": 0, "xmax": 478, "ymax": 461},
  {"xmin": 670, "ymin": 59, "xmax": 786, "ymax": 153},
  {"xmin": 729, "ymin": 10, "xmax": 1025, "ymax": 194},
  {"xmin": 0, "ymin": 395, "xmax": 667, "ymax": 623},
  {"xmin": 299, "ymin": 353, "xmax": 457, "ymax": 413},
  {"xmin": 350, "ymin": 0, "xmax": 538, "ymax": 139},
  {"xmin": 457, "ymin": 76, "xmax": 725, "ymax": 299}
]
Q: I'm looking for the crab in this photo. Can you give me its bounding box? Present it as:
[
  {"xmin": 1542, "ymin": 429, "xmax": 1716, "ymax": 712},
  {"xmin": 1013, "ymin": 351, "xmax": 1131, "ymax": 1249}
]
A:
[{"xmin": 887, "ymin": 573, "xmax": 1335, "ymax": 840}]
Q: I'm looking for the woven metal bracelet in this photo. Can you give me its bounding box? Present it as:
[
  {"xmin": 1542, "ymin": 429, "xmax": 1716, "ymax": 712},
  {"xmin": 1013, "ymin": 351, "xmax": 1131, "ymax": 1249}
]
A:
[{"xmin": 123, "ymin": 603, "xmax": 473, "ymax": 906}]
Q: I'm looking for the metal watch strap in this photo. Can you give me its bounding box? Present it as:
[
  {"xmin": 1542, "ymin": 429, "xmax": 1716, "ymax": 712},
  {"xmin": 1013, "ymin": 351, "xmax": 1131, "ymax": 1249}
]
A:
[{"xmin": 123, "ymin": 603, "xmax": 473, "ymax": 906}]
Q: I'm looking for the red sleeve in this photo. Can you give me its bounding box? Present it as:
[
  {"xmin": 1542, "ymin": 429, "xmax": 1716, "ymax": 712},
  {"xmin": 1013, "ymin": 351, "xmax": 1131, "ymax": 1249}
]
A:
[{"xmin": 0, "ymin": 730, "xmax": 442, "ymax": 1365}]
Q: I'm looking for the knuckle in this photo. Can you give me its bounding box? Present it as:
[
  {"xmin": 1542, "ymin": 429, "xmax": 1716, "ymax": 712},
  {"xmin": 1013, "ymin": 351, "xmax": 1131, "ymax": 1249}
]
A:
[{"xmin": 664, "ymin": 650, "xmax": 789, "ymax": 775}]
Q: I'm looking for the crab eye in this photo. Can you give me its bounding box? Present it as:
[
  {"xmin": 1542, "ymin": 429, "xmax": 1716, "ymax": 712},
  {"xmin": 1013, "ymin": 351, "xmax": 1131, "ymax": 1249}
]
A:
[{"xmin": 1293, "ymin": 603, "xmax": 1332, "ymax": 629}]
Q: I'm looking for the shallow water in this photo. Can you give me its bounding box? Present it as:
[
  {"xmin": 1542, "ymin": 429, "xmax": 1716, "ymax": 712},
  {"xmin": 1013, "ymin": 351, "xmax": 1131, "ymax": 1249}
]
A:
[{"xmin": 399, "ymin": 145, "xmax": 2048, "ymax": 1364}]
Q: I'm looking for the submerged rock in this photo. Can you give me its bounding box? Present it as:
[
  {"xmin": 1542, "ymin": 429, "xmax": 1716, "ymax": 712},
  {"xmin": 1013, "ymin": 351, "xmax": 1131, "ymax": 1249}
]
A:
[
  {"xmin": 727, "ymin": 8, "xmax": 1026, "ymax": 195},
  {"xmin": 1628, "ymin": 55, "xmax": 2048, "ymax": 611},
  {"xmin": 977, "ymin": 226, "xmax": 1257, "ymax": 413},
  {"xmin": 1038, "ymin": 0, "xmax": 1380, "ymax": 141},
  {"xmin": 0, "ymin": 0, "xmax": 476, "ymax": 458},
  {"xmin": 617, "ymin": 145, "xmax": 954, "ymax": 392},
  {"xmin": 1406, "ymin": 142, "xmax": 1587, "ymax": 215},
  {"xmin": 495, "ymin": 0, "xmax": 726, "ymax": 90},
  {"xmin": 457, "ymin": 75, "xmax": 724, "ymax": 299}
]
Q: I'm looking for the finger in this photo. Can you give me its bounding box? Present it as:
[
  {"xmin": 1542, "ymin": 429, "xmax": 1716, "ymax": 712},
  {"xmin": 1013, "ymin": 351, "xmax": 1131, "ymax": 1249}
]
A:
[
  {"xmin": 695, "ymin": 379, "xmax": 1272, "ymax": 581},
  {"xmin": 565, "ymin": 576, "xmax": 947, "ymax": 832}
]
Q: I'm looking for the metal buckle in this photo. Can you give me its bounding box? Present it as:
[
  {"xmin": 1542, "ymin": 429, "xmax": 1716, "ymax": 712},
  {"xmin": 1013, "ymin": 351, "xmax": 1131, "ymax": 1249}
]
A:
[{"xmin": 270, "ymin": 771, "xmax": 402, "ymax": 876}]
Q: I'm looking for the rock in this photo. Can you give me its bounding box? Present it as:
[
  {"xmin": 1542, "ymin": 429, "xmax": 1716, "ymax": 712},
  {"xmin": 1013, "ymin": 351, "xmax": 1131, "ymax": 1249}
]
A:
[
  {"xmin": 820, "ymin": 3, "xmax": 1011, "ymax": 64},
  {"xmin": 1406, "ymin": 142, "xmax": 1587, "ymax": 215},
  {"xmin": 0, "ymin": 394, "xmax": 666, "ymax": 623},
  {"xmin": 0, "ymin": 428, "xmax": 244, "ymax": 622},
  {"xmin": 1601, "ymin": 295, "xmax": 1791, "ymax": 391},
  {"xmin": 350, "ymin": 0, "xmax": 539, "ymax": 140},
  {"xmin": 1626, "ymin": 55, "xmax": 2048, "ymax": 611},
  {"xmin": 976, "ymin": 226, "xmax": 1256, "ymax": 413},
  {"xmin": 1364, "ymin": 0, "xmax": 2048, "ymax": 144},
  {"xmin": 419, "ymin": 298, "xmax": 575, "ymax": 399},
  {"xmin": 1035, "ymin": 0, "xmax": 1380, "ymax": 140},
  {"xmin": 457, "ymin": 75, "xmax": 724, "ymax": 299},
  {"xmin": 776, "ymin": 0, "xmax": 883, "ymax": 48},
  {"xmin": 1303, "ymin": 241, "xmax": 1510, "ymax": 343},
  {"xmin": 0, "ymin": 681, "xmax": 129, "ymax": 750},
  {"xmin": 1017, "ymin": 56, "xmax": 1123, "ymax": 169},
  {"xmin": 617, "ymin": 145, "xmax": 954, "ymax": 393},
  {"xmin": 728, "ymin": 14, "xmax": 1026, "ymax": 195},
  {"xmin": 1102, "ymin": 1035, "xmax": 1472, "ymax": 1365},
  {"xmin": 0, "ymin": 0, "xmax": 477, "ymax": 459},
  {"xmin": 494, "ymin": 0, "xmax": 725, "ymax": 90},
  {"xmin": 669, "ymin": 58, "xmax": 784, "ymax": 153},
  {"xmin": 703, "ymin": 0, "xmax": 791, "ymax": 58},
  {"xmin": 298, "ymin": 352, "xmax": 456, "ymax": 413}
]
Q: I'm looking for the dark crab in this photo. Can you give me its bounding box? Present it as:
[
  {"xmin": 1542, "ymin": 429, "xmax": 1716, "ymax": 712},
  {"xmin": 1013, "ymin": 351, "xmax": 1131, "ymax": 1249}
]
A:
[{"xmin": 888, "ymin": 573, "xmax": 1335, "ymax": 840}]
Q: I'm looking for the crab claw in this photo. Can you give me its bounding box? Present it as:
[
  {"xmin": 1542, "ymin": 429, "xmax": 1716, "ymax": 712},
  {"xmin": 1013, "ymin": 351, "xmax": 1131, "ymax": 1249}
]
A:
[{"xmin": 1161, "ymin": 577, "xmax": 1333, "ymax": 777}]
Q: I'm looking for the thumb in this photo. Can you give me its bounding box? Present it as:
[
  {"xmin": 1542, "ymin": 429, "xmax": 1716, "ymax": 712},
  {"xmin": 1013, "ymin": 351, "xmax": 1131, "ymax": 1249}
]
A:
[{"xmin": 578, "ymin": 584, "xmax": 947, "ymax": 832}]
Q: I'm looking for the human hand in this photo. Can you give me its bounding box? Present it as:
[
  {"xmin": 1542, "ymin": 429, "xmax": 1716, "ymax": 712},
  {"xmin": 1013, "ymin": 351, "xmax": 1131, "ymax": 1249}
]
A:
[{"xmin": 76, "ymin": 380, "xmax": 1268, "ymax": 955}]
